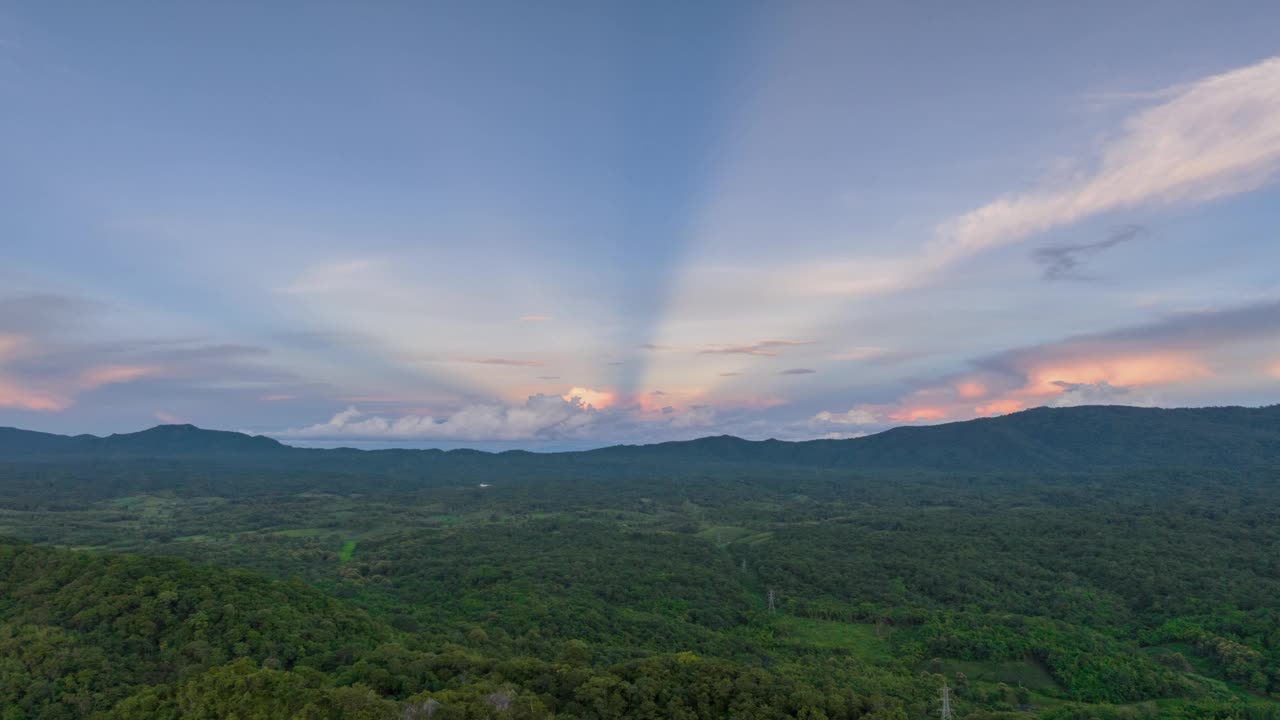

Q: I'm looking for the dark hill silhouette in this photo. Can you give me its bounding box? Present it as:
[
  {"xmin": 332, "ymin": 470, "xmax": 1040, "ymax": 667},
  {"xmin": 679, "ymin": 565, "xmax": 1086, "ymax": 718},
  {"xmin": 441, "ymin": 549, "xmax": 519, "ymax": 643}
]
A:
[
  {"xmin": 0, "ymin": 423, "xmax": 283, "ymax": 456},
  {"xmin": 2, "ymin": 404, "xmax": 1279, "ymax": 471},
  {"xmin": 585, "ymin": 405, "xmax": 1280, "ymax": 470}
]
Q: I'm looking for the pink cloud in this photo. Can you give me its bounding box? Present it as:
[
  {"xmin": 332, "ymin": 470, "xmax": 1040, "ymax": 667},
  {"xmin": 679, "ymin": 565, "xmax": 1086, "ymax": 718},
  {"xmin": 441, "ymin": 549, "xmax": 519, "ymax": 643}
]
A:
[
  {"xmin": 699, "ymin": 339, "xmax": 813, "ymax": 356},
  {"xmin": 78, "ymin": 364, "xmax": 161, "ymax": 389},
  {"xmin": 888, "ymin": 406, "xmax": 949, "ymax": 423},
  {"xmin": 0, "ymin": 380, "xmax": 68, "ymax": 411},
  {"xmin": 1022, "ymin": 353, "xmax": 1210, "ymax": 396},
  {"xmin": 975, "ymin": 398, "xmax": 1025, "ymax": 416}
]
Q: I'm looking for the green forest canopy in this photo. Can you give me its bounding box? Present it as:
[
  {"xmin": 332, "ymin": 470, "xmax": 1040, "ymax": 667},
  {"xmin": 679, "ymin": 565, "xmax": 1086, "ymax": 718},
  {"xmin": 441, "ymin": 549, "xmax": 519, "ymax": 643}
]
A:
[{"xmin": 1, "ymin": 405, "xmax": 1279, "ymax": 719}]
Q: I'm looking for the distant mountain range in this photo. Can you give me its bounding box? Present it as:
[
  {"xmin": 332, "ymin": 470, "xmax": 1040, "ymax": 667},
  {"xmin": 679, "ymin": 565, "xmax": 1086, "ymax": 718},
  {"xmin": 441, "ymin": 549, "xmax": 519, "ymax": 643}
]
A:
[{"xmin": 3, "ymin": 404, "xmax": 1280, "ymax": 472}]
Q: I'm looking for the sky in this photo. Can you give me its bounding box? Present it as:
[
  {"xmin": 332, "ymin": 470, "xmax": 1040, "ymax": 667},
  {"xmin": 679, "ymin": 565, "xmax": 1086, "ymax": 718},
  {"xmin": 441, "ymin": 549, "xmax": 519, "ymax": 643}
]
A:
[{"xmin": 2, "ymin": 2, "xmax": 1280, "ymax": 449}]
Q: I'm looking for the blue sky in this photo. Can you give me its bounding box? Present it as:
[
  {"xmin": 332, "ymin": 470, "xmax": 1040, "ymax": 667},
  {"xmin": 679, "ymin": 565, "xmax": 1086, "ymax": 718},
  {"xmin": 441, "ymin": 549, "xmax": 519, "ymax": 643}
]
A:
[{"xmin": 2, "ymin": 2, "xmax": 1279, "ymax": 448}]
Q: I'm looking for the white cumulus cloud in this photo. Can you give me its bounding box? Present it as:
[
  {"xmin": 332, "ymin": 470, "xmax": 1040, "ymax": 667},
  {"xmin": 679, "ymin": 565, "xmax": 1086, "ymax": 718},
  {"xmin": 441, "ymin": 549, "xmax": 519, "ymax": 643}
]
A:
[{"xmin": 275, "ymin": 395, "xmax": 601, "ymax": 441}]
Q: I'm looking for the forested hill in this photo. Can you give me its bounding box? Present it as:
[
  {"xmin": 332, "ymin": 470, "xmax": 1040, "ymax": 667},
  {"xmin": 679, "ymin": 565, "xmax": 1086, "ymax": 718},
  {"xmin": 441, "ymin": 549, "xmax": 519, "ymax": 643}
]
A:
[
  {"xmin": 593, "ymin": 404, "xmax": 1280, "ymax": 470},
  {"xmin": 3, "ymin": 404, "xmax": 1280, "ymax": 471},
  {"xmin": 0, "ymin": 423, "xmax": 284, "ymax": 456}
]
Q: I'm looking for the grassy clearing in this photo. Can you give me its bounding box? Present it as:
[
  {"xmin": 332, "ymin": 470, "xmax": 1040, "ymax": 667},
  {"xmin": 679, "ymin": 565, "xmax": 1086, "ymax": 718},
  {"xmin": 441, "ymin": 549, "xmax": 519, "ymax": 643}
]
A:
[
  {"xmin": 774, "ymin": 617, "xmax": 894, "ymax": 662},
  {"xmin": 338, "ymin": 540, "xmax": 357, "ymax": 563}
]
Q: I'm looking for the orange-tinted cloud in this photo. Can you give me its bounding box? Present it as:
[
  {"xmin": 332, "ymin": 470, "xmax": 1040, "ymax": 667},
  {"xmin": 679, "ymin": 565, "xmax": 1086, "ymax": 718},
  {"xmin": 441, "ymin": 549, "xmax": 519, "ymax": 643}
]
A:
[
  {"xmin": 79, "ymin": 364, "xmax": 161, "ymax": 389},
  {"xmin": 955, "ymin": 380, "xmax": 987, "ymax": 399},
  {"xmin": 888, "ymin": 406, "xmax": 948, "ymax": 423},
  {"xmin": 0, "ymin": 380, "xmax": 68, "ymax": 411},
  {"xmin": 563, "ymin": 387, "xmax": 615, "ymax": 409},
  {"xmin": 1023, "ymin": 353, "xmax": 1210, "ymax": 396},
  {"xmin": 975, "ymin": 398, "xmax": 1024, "ymax": 416}
]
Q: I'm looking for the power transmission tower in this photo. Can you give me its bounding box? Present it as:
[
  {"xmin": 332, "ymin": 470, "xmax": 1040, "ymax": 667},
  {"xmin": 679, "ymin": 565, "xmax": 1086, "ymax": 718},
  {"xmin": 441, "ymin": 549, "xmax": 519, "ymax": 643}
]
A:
[
  {"xmin": 767, "ymin": 588, "xmax": 776, "ymax": 614},
  {"xmin": 940, "ymin": 680, "xmax": 954, "ymax": 720}
]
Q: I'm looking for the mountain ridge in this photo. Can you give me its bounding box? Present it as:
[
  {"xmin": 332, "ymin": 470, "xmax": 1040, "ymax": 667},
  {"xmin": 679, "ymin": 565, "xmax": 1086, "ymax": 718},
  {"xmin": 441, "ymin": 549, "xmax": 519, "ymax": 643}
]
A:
[{"xmin": 3, "ymin": 404, "xmax": 1280, "ymax": 471}]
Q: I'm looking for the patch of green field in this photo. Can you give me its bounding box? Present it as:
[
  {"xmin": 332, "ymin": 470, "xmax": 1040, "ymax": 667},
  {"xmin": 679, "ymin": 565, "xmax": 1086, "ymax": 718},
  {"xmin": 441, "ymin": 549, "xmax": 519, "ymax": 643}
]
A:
[
  {"xmin": 775, "ymin": 617, "xmax": 894, "ymax": 662},
  {"xmin": 338, "ymin": 540, "xmax": 357, "ymax": 563},
  {"xmin": 106, "ymin": 494, "xmax": 177, "ymax": 519}
]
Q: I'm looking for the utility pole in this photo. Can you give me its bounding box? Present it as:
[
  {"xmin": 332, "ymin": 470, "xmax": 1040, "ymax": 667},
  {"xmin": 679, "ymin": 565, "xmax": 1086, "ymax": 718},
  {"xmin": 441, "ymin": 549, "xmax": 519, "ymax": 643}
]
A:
[
  {"xmin": 940, "ymin": 680, "xmax": 954, "ymax": 720},
  {"xmin": 767, "ymin": 588, "xmax": 776, "ymax": 614}
]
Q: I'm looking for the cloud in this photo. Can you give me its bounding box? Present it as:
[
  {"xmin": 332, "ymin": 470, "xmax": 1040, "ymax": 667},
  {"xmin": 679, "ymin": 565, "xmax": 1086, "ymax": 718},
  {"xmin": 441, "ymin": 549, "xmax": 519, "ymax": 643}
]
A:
[
  {"xmin": 274, "ymin": 393, "xmax": 726, "ymax": 442},
  {"xmin": 520, "ymin": 316, "xmax": 551, "ymax": 322},
  {"xmin": 0, "ymin": 293, "xmax": 101, "ymax": 333},
  {"xmin": 779, "ymin": 368, "xmax": 816, "ymax": 375},
  {"xmin": 1033, "ymin": 224, "xmax": 1146, "ymax": 281},
  {"xmin": 875, "ymin": 299, "xmax": 1280, "ymax": 423},
  {"xmin": 974, "ymin": 399, "xmax": 1025, "ymax": 416},
  {"xmin": 562, "ymin": 387, "xmax": 615, "ymax": 409},
  {"xmin": 888, "ymin": 407, "xmax": 949, "ymax": 422},
  {"xmin": 699, "ymin": 339, "xmax": 814, "ymax": 356},
  {"xmin": 275, "ymin": 397, "xmax": 597, "ymax": 441},
  {"xmin": 79, "ymin": 365, "xmax": 161, "ymax": 389},
  {"xmin": 975, "ymin": 300, "xmax": 1280, "ymax": 381},
  {"xmin": 0, "ymin": 313, "xmax": 291, "ymax": 413},
  {"xmin": 718, "ymin": 371, "xmax": 742, "ymax": 377},
  {"xmin": 760, "ymin": 57, "xmax": 1280, "ymax": 302},
  {"xmin": 812, "ymin": 407, "xmax": 879, "ymax": 426},
  {"xmin": 830, "ymin": 346, "xmax": 889, "ymax": 361},
  {"xmin": 932, "ymin": 57, "xmax": 1280, "ymax": 262},
  {"xmin": 535, "ymin": 375, "xmax": 560, "ymax": 380},
  {"xmin": 467, "ymin": 358, "xmax": 547, "ymax": 367},
  {"xmin": 0, "ymin": 379, "xmax": 67, "ymax": 411},
  {"xmin": 1048, "ymin": 380, "xmax": 1156, "ymax": 408},
  {"xmin": 669, "ymin": 405, "xmax": 716, "ymax": 429}
]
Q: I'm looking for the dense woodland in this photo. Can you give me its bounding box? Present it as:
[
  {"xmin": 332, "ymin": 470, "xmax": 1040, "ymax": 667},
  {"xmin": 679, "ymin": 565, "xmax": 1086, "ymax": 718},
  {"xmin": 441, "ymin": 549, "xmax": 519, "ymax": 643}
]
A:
[{"xmin": 2, "ymin": 405, "xmax": 1280, "ymax": 718}]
